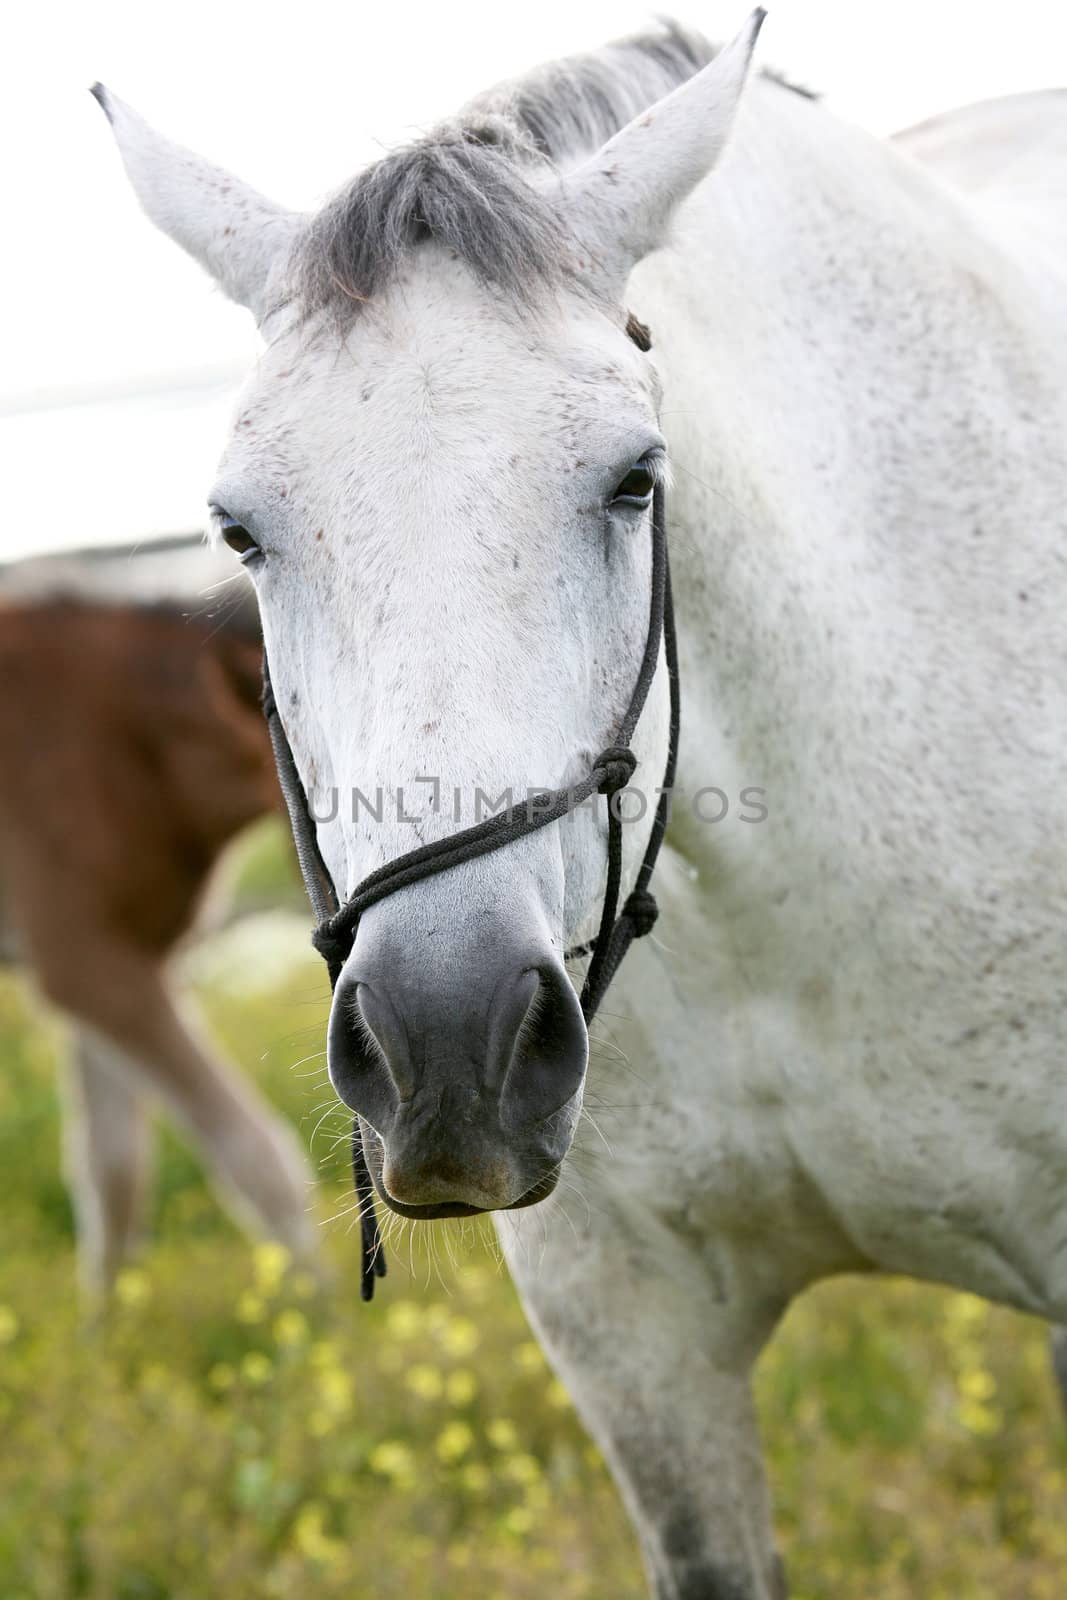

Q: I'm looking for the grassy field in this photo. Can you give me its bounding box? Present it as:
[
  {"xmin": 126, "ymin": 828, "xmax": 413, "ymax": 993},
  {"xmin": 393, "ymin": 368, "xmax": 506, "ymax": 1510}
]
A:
[{"xmin": 1, "ymin": 823, "xmax": 1065, "ymax": 1600}]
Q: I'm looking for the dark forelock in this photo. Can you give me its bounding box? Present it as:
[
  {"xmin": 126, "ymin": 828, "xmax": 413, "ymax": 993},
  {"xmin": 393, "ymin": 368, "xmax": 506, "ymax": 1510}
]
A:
[
  {"xmin": 292, "ymin": 20, "xmax": 717, "ymax": 322},
  {"xmin": 291, "ymin": 19, "xmax": 814, "ymax": 324}
]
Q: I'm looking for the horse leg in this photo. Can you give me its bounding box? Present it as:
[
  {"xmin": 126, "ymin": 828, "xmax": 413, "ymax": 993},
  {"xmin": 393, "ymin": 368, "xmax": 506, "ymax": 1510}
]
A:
[
  {"xmin": 1051, "ymin": 1327, "xmax": 1067, "ymax": 1415},
  {"xmin": 119, "ymin": 975, "xmax": 320, "ymax": 1262},
  {"xmin": 61, "ymin": 1021, "xmax": 153, "ymax": 1293},
  {"xmin": 40, "ymin": 946, "xmax": 319, "ymax": 1264},
  {"xmin": 499, "ymin": 1199, "xmax": 788, "ymax": 1600}
]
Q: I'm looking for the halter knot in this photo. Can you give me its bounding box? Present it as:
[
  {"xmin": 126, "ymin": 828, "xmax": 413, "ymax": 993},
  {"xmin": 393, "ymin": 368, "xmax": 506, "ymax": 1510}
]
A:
[
  {"xmin": 595, "ymin": 745, "xmax": 638, "ymax": 795},
  {"xmin": 311, "ymin": 919, "xmax": 354, "ymax": 972},
  {"xmin": 623, "ymin": 888, "xmax": 659, "ymax": 937}
]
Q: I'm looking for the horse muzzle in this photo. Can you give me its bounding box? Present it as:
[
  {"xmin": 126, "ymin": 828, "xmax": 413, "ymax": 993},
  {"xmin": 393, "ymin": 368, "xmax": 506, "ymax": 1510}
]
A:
[{"xmin": 326, "ymin": 911, "xmax": 588, "ymax": 1217}]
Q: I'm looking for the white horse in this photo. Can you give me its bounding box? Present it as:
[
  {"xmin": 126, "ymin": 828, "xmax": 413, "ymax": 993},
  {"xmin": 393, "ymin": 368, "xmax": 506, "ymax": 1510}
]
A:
[{"xmin": 95, "ymin": 15, "xmax": 1067, "ymax": 1595}]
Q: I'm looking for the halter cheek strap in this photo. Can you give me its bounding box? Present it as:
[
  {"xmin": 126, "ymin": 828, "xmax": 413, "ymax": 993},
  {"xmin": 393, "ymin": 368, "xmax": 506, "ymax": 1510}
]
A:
[{"xmin": 262, "ymin": 483, "xmax": 680, "ymax": 1302}]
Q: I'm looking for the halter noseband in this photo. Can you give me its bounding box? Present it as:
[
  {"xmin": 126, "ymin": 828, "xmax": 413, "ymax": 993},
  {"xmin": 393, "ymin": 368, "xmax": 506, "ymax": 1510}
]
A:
[{"xmin": 262, "ymin": 394, "xmax": 679, "ymax": 1302}]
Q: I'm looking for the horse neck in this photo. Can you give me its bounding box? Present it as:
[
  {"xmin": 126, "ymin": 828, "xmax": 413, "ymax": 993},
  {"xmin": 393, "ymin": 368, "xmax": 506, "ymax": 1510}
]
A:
[{"xmin": 632, "ymin": 81, "xmax": 1032, "ymax": 898}]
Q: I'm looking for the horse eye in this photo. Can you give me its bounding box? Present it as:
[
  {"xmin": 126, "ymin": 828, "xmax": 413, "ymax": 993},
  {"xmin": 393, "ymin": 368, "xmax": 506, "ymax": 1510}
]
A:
[
  {"xmin": 217, "ymin": 516, "xmax": 261, "ymax": 562},
  {"xmin": 611, "ymin": 461, "xmax": 657, "ymax": 506}
]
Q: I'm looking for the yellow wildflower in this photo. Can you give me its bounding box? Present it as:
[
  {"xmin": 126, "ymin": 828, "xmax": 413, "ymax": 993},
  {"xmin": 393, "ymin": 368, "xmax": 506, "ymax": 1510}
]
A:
[
  {"xmin": 293, "ymin": 1502, "xmax": 344, "ymax": 1566},
  {"xmin": 487, "ymin": 1419, "xmax": 520, "ymax": 1452},
  {"xmin": 445, "ymin": 1369, "xmax": 478, "ymax": 1406},
  {"xmin": 435, "ymin": 1421, "xmax": 475, "ymax": 1462},
  {"xmin": 274, "ymin": 1308, "xmax": 310, "ymax": 1349},
  {"xmin": 114, "ymin": 1268, "xmax": 151, "ymax": 1308},
  {"xmin": 405, "ymin": 1364, "xmax": 444, "ymax": 1401},
  {"xmin": 241, "ymin": 1352, "xmax": 273, "ymax": 1386},
  {"xmin": 208, "ymin": 1363, "xmax": 235, "ymax": 1393},
  {"xmin": 503, "ymin": 1452, "xmax": 541, "ymax": 1487},
  {"xmin": 524, "ymin": 1481, "xmax": 551, "ymax": 1512},
  {"xmin": 945, "ymin": 1292, "xmax": 989, "ymax": 1331},
  {"xmin": 440, "ymin": 1317, "xmax": 480, "ymax": 1358},
  {"xmin": 385, "ymin": 1301, "xmax": 423, "ymax": 1340},
  {"xmin": 958, "ymin": 1399, "xmax": 1001, "ymax": 1436},
  {"xmin": 513, "ymin": 1341, "xmax": 545, "ymax": 1373},
  {"xmin": 958, "ymin": 1368, "xmax": 996, "ymax": 1401},
  {"xmin": 0, "ymin": 1306, "xmax": 19, "ymax": 1345},
  {"xmin": 252, "ymin": 1241, "xmax": 291, "ymax": 1295},
  {"xmin": 369, "ymin": 1441, "xmax": 417, "ymax": 1483},
  {"xmin": 236, "ymin": 1292, "xmax": 266, "ymax": 1325},
  {"xmin": 318, "ymin": 1368, "xmax": 354, "ymax": 1415}
]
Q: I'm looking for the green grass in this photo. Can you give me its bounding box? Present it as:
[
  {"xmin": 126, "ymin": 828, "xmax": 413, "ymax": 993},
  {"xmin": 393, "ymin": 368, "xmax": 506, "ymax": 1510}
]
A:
[{"xmin": 1, "ymin": 825, "xmax": 1065, "ymax": 1598}]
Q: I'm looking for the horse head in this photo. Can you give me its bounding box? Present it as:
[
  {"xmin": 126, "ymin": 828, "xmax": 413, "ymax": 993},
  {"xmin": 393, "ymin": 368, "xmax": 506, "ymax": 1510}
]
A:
[{"xmin": 93, "ymin": 15, "xmax": 762, "ymax": 1221}]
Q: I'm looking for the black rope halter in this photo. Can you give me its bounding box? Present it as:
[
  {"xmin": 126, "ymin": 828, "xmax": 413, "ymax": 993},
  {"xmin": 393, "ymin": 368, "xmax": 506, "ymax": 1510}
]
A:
[{"xmin": 262, "ymin": 423, "xmax": 679, "ymax": 1303}]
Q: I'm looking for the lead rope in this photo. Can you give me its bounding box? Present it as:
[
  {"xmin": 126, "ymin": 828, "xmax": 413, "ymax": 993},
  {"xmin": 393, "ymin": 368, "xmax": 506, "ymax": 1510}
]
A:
[{"xmin": 262, "ymin": 466, "xmax": 679, "ymax": 1304}]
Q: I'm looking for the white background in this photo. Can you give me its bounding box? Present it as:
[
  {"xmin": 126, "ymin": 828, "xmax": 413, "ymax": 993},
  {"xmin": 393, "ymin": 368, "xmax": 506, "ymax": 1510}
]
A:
[{"xmin": 4, "ymin": 1, "xmax": 1065, "ymax": 558}]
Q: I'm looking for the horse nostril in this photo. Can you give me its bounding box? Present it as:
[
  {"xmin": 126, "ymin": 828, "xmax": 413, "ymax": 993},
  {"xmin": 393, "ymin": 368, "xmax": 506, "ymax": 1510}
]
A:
[
  {"xmin": 501, "ymin": 962, "xmax": 589, "ymax": 1129},
  {"xmin": 327, "ymin": 938, "xmax": 589, "ymax": 1152},
  {"xmin": 356, "ymin": 982, "xmax": 417, "ymax": 1100},
  {"xmin": 327, "ymin": 975, "xmax": 401, "ymax": 1126}
]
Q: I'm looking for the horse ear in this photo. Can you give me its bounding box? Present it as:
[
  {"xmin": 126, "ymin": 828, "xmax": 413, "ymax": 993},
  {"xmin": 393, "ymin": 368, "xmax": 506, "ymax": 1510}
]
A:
[
  {"xmin": 90, "ymin": 84, "xmax": 300, "ymax": 321},
  {"xmin": 562, "ymin": 11, "xmax": 766, "ymax": 292}
]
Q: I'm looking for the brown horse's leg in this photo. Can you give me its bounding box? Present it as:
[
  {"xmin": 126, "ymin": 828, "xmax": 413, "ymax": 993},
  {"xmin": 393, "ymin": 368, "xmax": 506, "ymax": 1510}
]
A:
[
  {"xmin": 39, "ymin": 944, "xmax": 319, "ymax": 1265},
  {"xmin": 129, "ymin": 976, "xmax": 320, "ymax": 1261},
  {"xmin": 61, "ymin": 1022, "xmax": 153, "ymax": 1293}
]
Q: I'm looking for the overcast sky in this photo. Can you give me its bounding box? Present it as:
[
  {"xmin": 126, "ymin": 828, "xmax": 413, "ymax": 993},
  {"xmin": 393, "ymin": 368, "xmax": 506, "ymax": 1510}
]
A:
[{"xmin": 4, "ymin": 0, "xmax": 1066, "ymax": 559}]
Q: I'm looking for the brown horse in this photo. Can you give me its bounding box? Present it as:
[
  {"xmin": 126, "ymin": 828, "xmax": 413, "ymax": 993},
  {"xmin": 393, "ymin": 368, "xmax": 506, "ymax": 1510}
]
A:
[{"xmin": 0, "ymin": 537, "xmax": 317, "ymax": 1290}]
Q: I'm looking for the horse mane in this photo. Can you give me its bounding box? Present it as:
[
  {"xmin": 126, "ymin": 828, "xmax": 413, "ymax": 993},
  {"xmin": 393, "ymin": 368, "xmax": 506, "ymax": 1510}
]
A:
[{"xmin": 294, "ymin": 19, "xmax": 814, "ymax": 324}]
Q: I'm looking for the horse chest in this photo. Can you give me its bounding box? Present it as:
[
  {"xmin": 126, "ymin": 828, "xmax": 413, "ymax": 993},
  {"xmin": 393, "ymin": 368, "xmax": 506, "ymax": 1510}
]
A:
[{"xmin": 586, "ymin": 856, "xmax": 1067, "ymax": 1316}]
